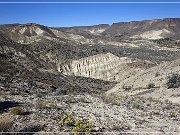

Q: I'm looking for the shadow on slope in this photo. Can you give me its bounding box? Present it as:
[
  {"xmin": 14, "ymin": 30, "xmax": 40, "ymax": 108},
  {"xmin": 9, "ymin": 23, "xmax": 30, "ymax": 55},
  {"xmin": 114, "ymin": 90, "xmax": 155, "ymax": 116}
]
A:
[{"xmin": 0, "ymin": 101, "xmax": 21, "ymax": 113}]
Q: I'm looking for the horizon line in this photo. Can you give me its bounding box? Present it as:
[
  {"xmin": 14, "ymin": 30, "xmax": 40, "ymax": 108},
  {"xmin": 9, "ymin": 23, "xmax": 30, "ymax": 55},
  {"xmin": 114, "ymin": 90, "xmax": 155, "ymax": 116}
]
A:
[
  {"xmin": 1, "ymin": 17, "xmax": 180, "ymax": 27},
  {"xmin": 0, "ymin": 17, "xmax": 180, "ymax": 28}
]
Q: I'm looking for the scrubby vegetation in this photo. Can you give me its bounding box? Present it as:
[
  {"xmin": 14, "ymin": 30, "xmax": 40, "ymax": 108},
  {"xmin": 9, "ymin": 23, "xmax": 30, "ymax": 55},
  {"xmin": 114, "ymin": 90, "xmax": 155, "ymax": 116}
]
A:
[
  {"xmin": 20, "ymin": 124, "xmax": 44, "ymax": 132},
  {"xmin": 152, "ymin": 38, "xmax": 173, "ymax": 44},
  {"xmin": 170, "ymin": 110, "xmax": 177, "ymax": 118},
  {"xmin": 59, "ymin": 112, "xmax": 94, "ymax": 134},
  {"xmin": 72, "ymin": 118, "xmax": 94, "ymax": 134},
  {"xmin": 0, "ymin": 115, "xmax": 13, "ymax": 132},
  {"xmin": 1, "ymin": 19, "xmax": 180, "ymax": 134},
  {"xmin": 167, "ymin": 73, "xmax": 180, "ymax": 89},
  {"xmin": 147, "ymin": 82, "xmax": 155, "ymax": 89},
  {"xmin": 35, "ymin": 99, "xmax": 58, "ymax": 109},
  {"xmin": 9, "ymin": 107, "xmax": 25, "ymax": 115},
  {"xmin": 123, "ymin": 85, "xmax": 132, "ymax": 91},
  {"xmin": 107, "ymin": 118, "xmax": 131, "ymax": 131},
  {"xmin": 59, "ymin": 113, "xmax": 74, "ymax": 127}
]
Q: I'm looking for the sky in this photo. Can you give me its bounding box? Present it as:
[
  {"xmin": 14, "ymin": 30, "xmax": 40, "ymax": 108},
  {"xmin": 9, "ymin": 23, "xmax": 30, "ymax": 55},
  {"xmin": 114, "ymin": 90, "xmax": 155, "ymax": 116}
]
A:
[{"xmin": 0, "ymin": 0, "xmax": 180, "ymax": 27}]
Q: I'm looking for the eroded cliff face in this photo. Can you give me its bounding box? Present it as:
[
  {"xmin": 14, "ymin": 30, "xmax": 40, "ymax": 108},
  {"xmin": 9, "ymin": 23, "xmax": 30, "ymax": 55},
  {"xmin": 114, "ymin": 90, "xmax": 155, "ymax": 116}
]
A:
[
  {"xmin": 0, "ymin": 23, "xmax": 68, "ymax": 44},
  {"xmin": 103, "ymin": 18, "xmax": 180, "ymax": 39},
  {"xmin": 57, "ymin": 53, "xmax": 136, "ymax": 81},
  {"xmin": 58, "ymin": 24, "xmax": 110, "ymax": 35}
]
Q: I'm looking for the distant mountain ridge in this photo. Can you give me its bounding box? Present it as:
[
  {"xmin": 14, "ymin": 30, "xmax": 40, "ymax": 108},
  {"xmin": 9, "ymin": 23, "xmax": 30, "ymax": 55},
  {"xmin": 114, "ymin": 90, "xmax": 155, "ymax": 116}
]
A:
[
  {"xmin": 53, "ymin": 18, "xmax": 180, "ymax": 39},
  {"xmin": 1, "ymin": 18, "xmax": 180, "ymax": 40},
  {"xmin": 102, "ymin": 18, "xmax": 180, "ymax": 39}
]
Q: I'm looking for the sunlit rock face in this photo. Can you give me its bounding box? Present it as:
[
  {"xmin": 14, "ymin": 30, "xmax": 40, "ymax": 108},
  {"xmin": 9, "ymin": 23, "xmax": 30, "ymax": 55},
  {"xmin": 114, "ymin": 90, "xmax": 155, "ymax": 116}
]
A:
[
  {"xmin": 132, "ymin": 29, "xmax": 172, "ymax": 39},
  {"xmin": 59, "ymin": 24, "xmax": 110, "ymax": 35},
  {"xmin": 0, "ymin": 23, "xmax": 59, "ymax": 44},
  {"xmin": 57, "ymin": 53, "xmax": 133, "ymax": 81},
  {"xmin": 103, "ymin": 18, "xmax": 180, "ymax": 39}
]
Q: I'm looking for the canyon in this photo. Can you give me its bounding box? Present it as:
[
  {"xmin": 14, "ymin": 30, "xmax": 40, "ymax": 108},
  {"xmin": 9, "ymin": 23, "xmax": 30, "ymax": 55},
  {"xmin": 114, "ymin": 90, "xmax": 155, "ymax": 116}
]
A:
[{"xmin": 0, "ymin": 18, "xmax": 180, "ymax": 134}]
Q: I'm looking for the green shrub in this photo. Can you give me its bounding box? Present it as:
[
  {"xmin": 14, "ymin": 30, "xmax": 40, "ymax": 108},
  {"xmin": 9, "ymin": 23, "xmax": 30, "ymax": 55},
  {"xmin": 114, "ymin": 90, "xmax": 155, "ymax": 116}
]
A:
[
  {"xmin": 59, "ymin": 113, "xmax": 74, "ymax": 127},
  {"xmin": 59, "ymin": 112, "xmax": 94, "ymax": 134},
  {"xmin": 72, "ymin": 118, "xmax": 94, "ymax": 135},
  {"xmin": 167, "ymin": 73, "xmax": 180, "ymax": 89}
]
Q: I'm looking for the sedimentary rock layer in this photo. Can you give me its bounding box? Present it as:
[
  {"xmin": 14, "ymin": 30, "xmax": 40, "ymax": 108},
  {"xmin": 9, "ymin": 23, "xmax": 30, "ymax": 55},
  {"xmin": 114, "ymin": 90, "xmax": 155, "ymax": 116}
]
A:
[{"xmin": 57, "ymin": 53, "xmax": 133, "ymax": 81}]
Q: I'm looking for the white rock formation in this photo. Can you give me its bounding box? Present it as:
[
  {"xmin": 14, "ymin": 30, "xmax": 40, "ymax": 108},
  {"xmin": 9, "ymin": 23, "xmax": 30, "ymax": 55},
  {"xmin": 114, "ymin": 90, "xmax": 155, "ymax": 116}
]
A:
[
  {"xmin": 132, "ymin": 29, "xmax": 172, "ymax": 39},
  {"xmin": 85, "ymin": 28, "xmax": 106, "ymax": 35},
  {"xmin": 57, "ymin": 53, "xmax": 135, "ymax": 81}
]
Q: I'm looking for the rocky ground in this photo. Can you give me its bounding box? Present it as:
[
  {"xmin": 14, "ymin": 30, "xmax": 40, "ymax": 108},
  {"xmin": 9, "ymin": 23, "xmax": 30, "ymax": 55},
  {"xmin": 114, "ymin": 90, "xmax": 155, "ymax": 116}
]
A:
[
  {"xmin": 0, "ymin": 19, "xmax": 180, "ymax": 134},
  {"xmin": 1, "ymin": 90, "xmax": 180, "ymax": 134}
]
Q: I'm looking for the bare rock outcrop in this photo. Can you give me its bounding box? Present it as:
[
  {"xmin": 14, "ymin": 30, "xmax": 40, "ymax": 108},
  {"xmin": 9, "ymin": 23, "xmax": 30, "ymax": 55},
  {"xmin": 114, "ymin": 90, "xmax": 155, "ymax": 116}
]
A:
[
  {"xmin": 103, "ymin": 18, "xmax": 180, "ymax": 39},
  {"xmin": 58, "ymin": 53, "xmax": 136, "ymax": 81}
]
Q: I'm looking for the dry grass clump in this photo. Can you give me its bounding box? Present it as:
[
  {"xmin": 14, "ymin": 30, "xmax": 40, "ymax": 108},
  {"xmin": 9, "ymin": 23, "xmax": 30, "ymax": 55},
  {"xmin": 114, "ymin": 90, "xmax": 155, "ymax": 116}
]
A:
[
  {"xmin": 0, "ymin": 115, "xmax": 13, "ymax": 132},
  {"xmin": 9, "ymin": 107, "xmax": 25, "ymax": 115}
]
